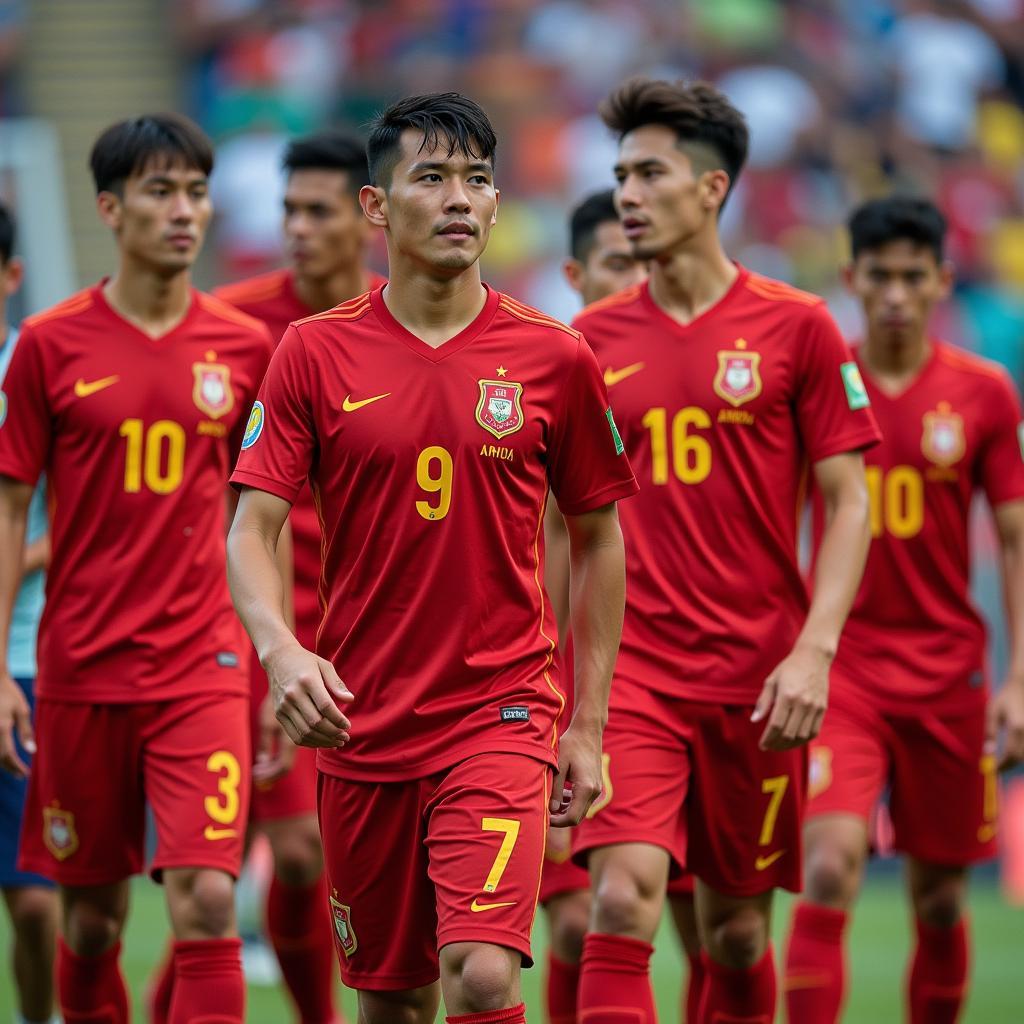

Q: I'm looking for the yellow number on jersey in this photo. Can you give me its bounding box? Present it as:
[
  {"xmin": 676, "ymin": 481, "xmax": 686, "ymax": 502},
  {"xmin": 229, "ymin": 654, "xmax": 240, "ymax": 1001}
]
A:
[
  {"xmin": 119, "ymin": 418, "xmax": 186, "ymax": 495},
  {"xmin": 480, "ymin": 817, "xmax": 520, "ymax": 893},
  {"xmin": 415, "ymin": 445, "xmax": 453, "ymax": 521},
  {"xmin": 641, "ymin": 406, "xmax": 712, "ymax": 486},
  {"xmin": 205, "ymin": 750, "xmax": 242, "ymax": 826},
  {"xmin": 865, "ymin": 465, "xmax": 924, "ymax": 539}
]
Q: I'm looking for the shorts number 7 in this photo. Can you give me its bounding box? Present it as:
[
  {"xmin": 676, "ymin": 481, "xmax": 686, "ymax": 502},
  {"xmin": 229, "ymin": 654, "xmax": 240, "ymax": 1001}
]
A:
[
  {"xmin": 481, "ymin": 817, "xmax": 521, "ymax": 893},
  {"xmin": 759, "ymin": 775, "xmax": 789, "ymax": 847}
]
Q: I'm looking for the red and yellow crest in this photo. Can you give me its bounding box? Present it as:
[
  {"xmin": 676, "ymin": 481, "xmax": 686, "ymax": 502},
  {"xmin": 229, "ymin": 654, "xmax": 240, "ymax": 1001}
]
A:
[
  {"xmin": 808, "ymin": 746, "xmax": 833, "ymax": 800},
  {"xmin": 192, "ymin": 362, "xmax": 234, "ymax": 420},
  {"xmin": 43, "ymin": 803, "xmax": 79, "ymax": 861},
  {"xmin": 329, "ymin": 895, "xmax": 358, "ymax": 958},
  {"xmin": 475, "ymin": 379, "xmax": 524, "ymax": 439},
  {"xmin": 713, "ymin": 350, "xmax": 762, "ymax": 407},
  {"xmin": 922, "ymin": 403, "xmax": 965, "ymax": 468}
]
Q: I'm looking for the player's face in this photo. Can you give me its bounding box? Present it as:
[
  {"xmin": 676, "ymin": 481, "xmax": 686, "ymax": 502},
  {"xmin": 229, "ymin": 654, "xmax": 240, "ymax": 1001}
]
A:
[
  {"xmin": 98, "ymin": 158, "xmax": 211, "ymax": 274},
  {"xmin": 564, "ymin": 219, "xmax": 647, "ymax": 306},
  {"xmin": 284, "ymin": 170, "xmax": 369, "ymax": 281},
  {"xmin": 847, "ymin": 240, "xmax": 953, "ymax": 346},
  {"xmin": 362, "ymin": 129, "xmax": 498, "ymax": 275},
  {"xmin": 614, "ymin": 125, "xmax": 724, "ymax": 260}
]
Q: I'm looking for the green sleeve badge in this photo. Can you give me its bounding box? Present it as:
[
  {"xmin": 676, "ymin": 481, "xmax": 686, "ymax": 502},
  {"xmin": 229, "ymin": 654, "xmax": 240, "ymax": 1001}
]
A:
[
  {"xmin": 840, "ymin": 361, "xmax": 870, "ymax": 411},
  {"xmin": 606, "ymin": 407, "xmax": 625, "ymax": 455}
]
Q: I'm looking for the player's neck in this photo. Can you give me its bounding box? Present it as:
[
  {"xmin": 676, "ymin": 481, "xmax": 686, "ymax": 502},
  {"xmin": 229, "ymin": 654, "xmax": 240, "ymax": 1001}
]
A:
[
  {"xmin": 104, "ymin": 265, "xmax": 193, "ymax": 339},
  {"xmin": 293, "ymin": 264, "xmax": 371, "ymax": 314},
  {"xmin": 860, "ymin": 333, "xmax": 932, "ymax": 392},
  {"xmin": 380, "ymin": 264, "xmax": 487, "ymax": 349},
  {"xmin": 647, "ymin": 242, "xmax": 737, "ymax": 327}
]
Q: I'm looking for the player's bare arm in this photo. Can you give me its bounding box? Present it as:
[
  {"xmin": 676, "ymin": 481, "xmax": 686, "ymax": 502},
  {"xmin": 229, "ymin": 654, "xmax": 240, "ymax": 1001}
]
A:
[
  {"xmin": 988, "ymin": 499, "xmax": 1024, "ymax": 769},
  {"xmin": 551, "ymin": 501, "xmax": 626, "ymax": 827},
  {"xmin": 227, "ymin": 486, "xmax": 353, "ymax": 749},
  {"xmin": 754, "ymin": 450, "xmax": 870, "ymax": 751},
  {"xmin": 543, "ymin": 498, "xmax": 571, "ymax": 645},
  {"xmin": 0, "ymin": 476, "xmax": 35, "ymax": 776}
]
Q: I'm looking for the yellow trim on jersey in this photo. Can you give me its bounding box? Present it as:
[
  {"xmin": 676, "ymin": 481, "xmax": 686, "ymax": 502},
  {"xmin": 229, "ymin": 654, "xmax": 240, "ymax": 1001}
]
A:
[{"xmin": 531, "ymin": 489, "xmax": 565, "ymax": 750}]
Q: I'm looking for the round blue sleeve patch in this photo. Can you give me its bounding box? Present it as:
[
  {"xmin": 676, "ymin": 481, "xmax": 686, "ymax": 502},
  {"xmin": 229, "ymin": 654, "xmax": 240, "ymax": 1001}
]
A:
[{"xmin": 240, "ymin": 400, "xmax": 265, "ymax": 450}]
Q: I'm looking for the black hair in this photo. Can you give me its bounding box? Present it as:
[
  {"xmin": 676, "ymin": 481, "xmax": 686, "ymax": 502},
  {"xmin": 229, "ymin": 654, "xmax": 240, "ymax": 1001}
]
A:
[
  {"xmin": 569, "ymin": 190, "xmax": 620, "ymax": 262},
  {"xmin": 283, "ymin": 131, "xmax": 369, "ymax": 197},
  {"xmin": 0, "ymin": 201, "xmax": 13, "ymax": 264},
  {"xmin": 848, "ymin": 196, "xmax": 947, "ymax": 262},
  {"xmin": 366, "ymin": 92, "xmax": 497, "ymax": 188},
  {"xmin": 89, "ymin": 113, "xmax": 214, "ymax": 195},
  {"xmin": 600, "ymin": 77, "xmax": 748, "ymax": 198}
]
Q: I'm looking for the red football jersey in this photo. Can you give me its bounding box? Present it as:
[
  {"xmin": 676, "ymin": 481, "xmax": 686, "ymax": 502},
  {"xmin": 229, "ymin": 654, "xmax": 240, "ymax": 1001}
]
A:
[
  {"xmin": 813, "ymin": 340, "xmax": 1024, "ymax": 712},
  {"xmin": 231, "ymin": 285, "xmax": 638, "ymax": 781},
  {"xmin": 0, "ymin": 283, "xmax": 273, "ymax": 702},
  {"xmin": 573, "ymin": 269, "xmax": 880, "ymax": 704},
  {"xmin": 214, "ymin": 268, "xmax": 386, "ymax": 647}
]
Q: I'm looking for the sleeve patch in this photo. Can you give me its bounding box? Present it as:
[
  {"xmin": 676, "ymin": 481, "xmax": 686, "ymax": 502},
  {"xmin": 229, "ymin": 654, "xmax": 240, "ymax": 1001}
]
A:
[
  {"xmin": 840, "ymin": 362, "xmax": 870, "ymax": 411},
  {"xmin": 606, "ymin": 407, "xmax": 625, "ymax": 455},
  {"xmin": 240, "ymin": 401, "xmax": 265, "ymax": 450}
]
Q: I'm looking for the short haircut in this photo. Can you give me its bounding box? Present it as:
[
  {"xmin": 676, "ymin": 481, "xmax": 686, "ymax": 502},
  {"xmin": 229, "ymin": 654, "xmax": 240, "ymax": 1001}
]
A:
[
  {"xmin": 848, "ymin": 196, "xmax": 947, "ymax": 262},
  {"xmin": 600, "ymin": 77, "xmax": 749, "ymax": 197},
  {"xmin": 366, "ymin": 92, "xmax": 497, "ymax": 189},
  {"xmin": 283, "ymin": 131, "xmax": 369, "ymax": 196},
  {"xmin": 0, "ymin": 201, "xmax": 14, "ymax": 264},
  {"xmin": 89, "ymin": 113, "xmax": 214, "ymax": 195},
  {"xmin": 569, "ymin": 190, "xmax": 619, "ymax": 262}
]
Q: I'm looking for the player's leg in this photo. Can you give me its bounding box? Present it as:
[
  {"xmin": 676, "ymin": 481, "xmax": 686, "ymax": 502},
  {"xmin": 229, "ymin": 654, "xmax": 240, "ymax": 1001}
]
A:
[
  {"xmin": 666, "ymin": 876, "xmax": 703, "ymax": 1023},
  {"xmin": 2, "ymin": 885, "xmax": 59, "ymax": 1024},
  {"xmin": 573, "ymin": 694, "xmax": 688, "ymax": 1022}
]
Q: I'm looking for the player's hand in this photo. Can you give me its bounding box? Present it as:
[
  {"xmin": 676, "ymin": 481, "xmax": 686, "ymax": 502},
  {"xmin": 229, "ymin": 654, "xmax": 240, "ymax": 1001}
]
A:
[
  {"xmin": 0, "ymin": 672, "xmax": 34, "ymax": 778},
  {"xmin": 550, "ymin": 719, "xmax": 603, "ymax": 827},
  {"xmin": 253, "ymin": 691, "xmax": 297, "ymax": 785},
  {"xmin": 986, "ymin": 680, "xmax": 1024, "ymax": 771},
  {"xmin": 752, "ymin": 644, "xmax": 830, "ymax": 751},
  {"xmin": 263, "ymin": 642, "xmax": 354, "ymax": 749}
]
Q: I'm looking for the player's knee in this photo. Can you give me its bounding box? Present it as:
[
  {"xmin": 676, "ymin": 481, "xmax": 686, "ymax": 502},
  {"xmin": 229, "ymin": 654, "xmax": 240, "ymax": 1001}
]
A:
[
  {"xmin": 272, "ymin": 829, "xmax": 324, "ymax": 887},
  {"xmin": 804, "ymin": 842, "xmax": 860, "ymax": 908},
  {"xmin": 915, "ymin": 880, "xmax": 965, "ymax": 930},
  {"xmin": 592, "ymin": 863, "xmax": 661, "ymax": 938},
  {"xmin": 547, "ymin": 892, "xmax": 590, "ymax": 962},
  {"xmin": 705, "ymin": 906, "xmax": 768, "ymax": 970},
  {"xmin": 443, "ymin": 944, "xmax": 517, "ymax": 1011},
  {"xmin": 169, "ymin": 869, "xmax": 236, "ymax": 938},
  {"xmin": 8, "ymin": 887, "xmax": 58, "ymax": 948},
  {"xmin": 64, "ymin": 900, "xmax": 123, "ymax": 957}
]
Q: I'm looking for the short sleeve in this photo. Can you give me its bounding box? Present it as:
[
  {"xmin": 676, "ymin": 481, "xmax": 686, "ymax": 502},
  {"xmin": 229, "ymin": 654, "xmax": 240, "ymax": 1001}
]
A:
[
  {"xmin": 795, "ymin": 305, "xmax": 881, "ymax": 463},
  {"xmin": 230, "ymin": 325, "xmax": 315, "ymax": 504},
  {"xmin": 229, "ymin": 325, "xmax": 274, "ymax": 459},
  {"xmin": 547, "ymin": 336, "xmax": 638, "ymax": 516},
  {"xmin": 0, "ymin": 326, "xmax": 51, "ymax": 487},
  {"xmin": 978, "ymin": 371, "xmax": 1024, "ymax": 508}
]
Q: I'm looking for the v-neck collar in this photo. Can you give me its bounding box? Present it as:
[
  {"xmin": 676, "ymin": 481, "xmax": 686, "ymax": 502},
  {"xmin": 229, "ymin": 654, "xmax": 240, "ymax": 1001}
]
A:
[
  {"xmin": 93, "ymin": 279, "xmax": 201, "ymax": 346},
  {"xmin": 640, "ymin": 263, "xmax": 749, "ymax": 337},
  {"xmin": 856, "ymin": 339, "xmax": 939, "ymax": 402},
  {"xmin": 370, "ymin": 283, "xmax": 500, "ymax": 363}
]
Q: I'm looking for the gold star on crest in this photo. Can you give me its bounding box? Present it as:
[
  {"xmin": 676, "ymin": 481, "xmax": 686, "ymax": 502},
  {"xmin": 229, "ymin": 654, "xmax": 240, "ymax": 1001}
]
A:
[
  {"xmin": 496, "ymin": 365, "xmax": 508, "ymax": 378},
  {"xmin": 205, "ymin": 349, "xmax": 217, "ymax": 362}
]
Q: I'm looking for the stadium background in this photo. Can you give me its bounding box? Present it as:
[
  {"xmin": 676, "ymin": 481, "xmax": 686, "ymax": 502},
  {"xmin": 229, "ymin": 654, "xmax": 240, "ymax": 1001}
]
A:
[{"xmin": 0, "ymin": 0, "xmax": 1022, "ymax": 1020}]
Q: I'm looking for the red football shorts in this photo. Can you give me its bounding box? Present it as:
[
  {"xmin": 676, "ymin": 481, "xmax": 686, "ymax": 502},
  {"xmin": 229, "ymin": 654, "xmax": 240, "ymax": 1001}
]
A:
[
  {"xmin": 20, "ymin": 694, "xmax": 250, "ymax": 885},
  {"xmin": 807, "ymin": 683, "xmax": 997, "ymax": 865},
  {"xmin": 317, "ymin": 752, "xmax": 551, "ymax": 991},
  {"xmin": 540, "ymin": 824, "xmax": 590, "ymax": 905},
  {"xmin": 248, "ymin": 652, "xmax": 318, "ymax": 822},
  {"xmin": 573, "ymin": 690, "xmax": 806, "ymax": 897}
]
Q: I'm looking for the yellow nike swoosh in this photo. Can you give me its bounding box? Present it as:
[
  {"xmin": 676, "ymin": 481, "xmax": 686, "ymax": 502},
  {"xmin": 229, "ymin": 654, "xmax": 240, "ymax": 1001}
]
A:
[
  {"xmin": 74, "ymin": 375, "xmax": 121, "ymax": 398},
  {"xmin": 755, "ymin": 850, "xmax": 786, "ymax": 871},
  {"xmin": 977, "ymin": 823, "xmax": 998, "ymax": 843},
  {"xmin": 470, "ymin": 898, "xmax": 517, "ymax": 913},
  {"xmin": 603, "ymin": 362, "xmax": 645, "ymax": 387},
  {"xmin": 204, "ymin": 825, "xmax": 238, "ymax": 841},
  {"xmin": 342, "ymin": 392, "xmax": 391, "ymax": 412}
]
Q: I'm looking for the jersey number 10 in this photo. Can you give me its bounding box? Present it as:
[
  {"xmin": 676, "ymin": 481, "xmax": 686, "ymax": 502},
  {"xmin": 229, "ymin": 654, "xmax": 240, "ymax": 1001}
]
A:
[{"xmin": 119, "ymin": 418, "xmax": 186, "ymax": 494}]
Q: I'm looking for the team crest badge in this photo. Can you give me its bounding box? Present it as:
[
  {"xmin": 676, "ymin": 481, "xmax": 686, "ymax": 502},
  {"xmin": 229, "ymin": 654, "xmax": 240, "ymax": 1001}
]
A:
[
  {"xmin": 475, "ymin": 379, "xmax": 524, "ymax": 439},
  {"xmin": 329, "ymin": 895, "xmax": 358, "ymax": 958},
  {"xmin": 43, "ymin": 803, "xmax": 79, "ymax": 861},
  {"xmin": 240, "ymin": 401, "xmax": 265, "ymax": 450},
  {"xmin": 713, "ymin": 350, "xmax": 762, "ymax": 407},
  {"xmin": 192, "ymin": 362, "xmax": 234, "ymax": 420},
  {"xmin": 921, "ymin": 403, "xmax": 965, "ymax": 468},
  {"xmin": 808, "ymin": 747, "xmax": 833, "ymax": 800}
]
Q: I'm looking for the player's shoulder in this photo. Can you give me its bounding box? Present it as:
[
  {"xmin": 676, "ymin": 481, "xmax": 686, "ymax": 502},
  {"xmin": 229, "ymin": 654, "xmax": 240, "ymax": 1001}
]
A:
[
  {"xmin": 495, "ymin": 292, "xmax": 581, "ymax": 346},
  {"xmin": 211, "ymin": 268, "xmax": 290, "ymax": 309},
  {"xmin": 572, "ymin": 283, "xmax": 646, "ymax": 331},
  {"xmin": 934, "ymin": 340, "xmax": 1011, "ymax": 382},
  {"xmin": 196, "ymin": 290, "xmax": 274, "ymax": 342},
  {"xmin": 292, "ymin": 290, "xmax": 375, "ymax": 334},
  {"xmin": 21, "ymin": 287, "xmax": 98, "ymax": 336},
  {"xmin": 741, "ymin": 270, "xmax": 824, "ymax": 310}
]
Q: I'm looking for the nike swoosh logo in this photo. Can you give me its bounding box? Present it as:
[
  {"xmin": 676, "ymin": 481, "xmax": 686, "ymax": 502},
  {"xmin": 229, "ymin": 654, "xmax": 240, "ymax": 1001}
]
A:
[
  {"xmin": 470, "ymin": 898, "xmax": 517, "ymax": 913},
  {"xmin": 977, "ymin": 824, "xmax": 998, "ymax": 843},
  {"xmin": 342, "ymin": 392, "xmax": 391, "ymax": 412},
  {"xmin": 204, "ymin": 826, "xmax": 239, "ymax": 841},
  {"xmin": 755, "ymin": 850, "xmax": 786, "ymax": 871},
  {"xmin": 74, "ymin": 375, "xmax": 121, "ymax": 398},
  {"xmin": 603, "ymin": 362, "xmax": 645, "ymax": 387}
]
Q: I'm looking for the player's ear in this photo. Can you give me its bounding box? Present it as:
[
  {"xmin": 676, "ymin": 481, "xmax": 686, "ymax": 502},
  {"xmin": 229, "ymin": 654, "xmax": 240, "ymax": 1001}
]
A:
[
  {"xmin": 360, "ymin": 184, "xmax": 388, "ymax": 229},
  {"xmin": 490, "ymin": 186, "xmax": 499, "ymax": 228},
  {"xmin": 96, "ymin": 190, "xmax": 122, "ymax": 231},
  {"xmin": 1, "ymin": 257, "xmax": 24, "ymax": 298},
  {"xmin": 937, "ymin": 259, "xmax": 955, "ymax": 300},
  {"xmin": 563, "ymin": 259, "xmax": 584, "ymax": 295},
  {"xmin": 701, "ymin": 169, "xmax": 730, "ymax": 214},
  {"xmin": 841, "ymin": 262, "xmax": 856, "ymax": 293}
]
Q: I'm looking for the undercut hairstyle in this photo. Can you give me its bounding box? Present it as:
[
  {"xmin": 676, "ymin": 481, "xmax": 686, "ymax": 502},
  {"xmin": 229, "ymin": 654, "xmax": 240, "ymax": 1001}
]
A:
[
  {"xmin": 90, "ymin": 113, "xmax": 214, "ymax": 195},
  {"xmin": 848, "ymin": 196, "xmax": 947, "ymax": 263},
  {"xmin": 283, "ymin": 131, "xmax": 369, "ymax": 197},
  {"xmin": 0, "ymin": 202, "xmax": 14, "ymax": 265},
  {"xmin": 600, "ymin": 78, "xmax": 749, "ymax": 197},
  {"xmin": 366, "ymin": 92, "xmax": 497, "ymax": 189},
  {"xmin": 569, "ymin": 190, "xmax": 619, "ymax": 262}
]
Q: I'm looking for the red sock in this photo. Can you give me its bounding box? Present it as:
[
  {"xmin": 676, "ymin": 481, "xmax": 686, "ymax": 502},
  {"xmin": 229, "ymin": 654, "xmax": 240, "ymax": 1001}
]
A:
[
  {"xmin": 783, "ymin": 902, "xmax": 848, "ymax": 1024},
  {"xmin": 57, "ymin": 938, "xmax": 129, "ymax": 1024},
  {"xmin": 686, "ymin": 950, "xmax": 707, "ymax": 1024},
  {"xmin": 168, "ymin": 938, "xmax": 245, "ymax": 1024},
  {"xmin": 146, "ymin": 942, "xmax": 176, "ymax": 1024},
  {"xmin": 266, "ymin": 872, "xmax": 339, "ymax": 1023},
  {"xmin": 577, "ymin": 932, "xmax": 656, "ymax": 1023},
  {"xmin": 699, "ymin": 945, "xmax": 776, "ymax": 1024},
  {"xmin": 908, "ymin": 917, "xmax": 968, "ymax": 1024},
  {"xmin": 546, "ymin": 952, "xmax": 581, "ymax": 1024},
  {"xmin": 445, "ymin": 1006, "xmax": 526, "ymax": 1024}
]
